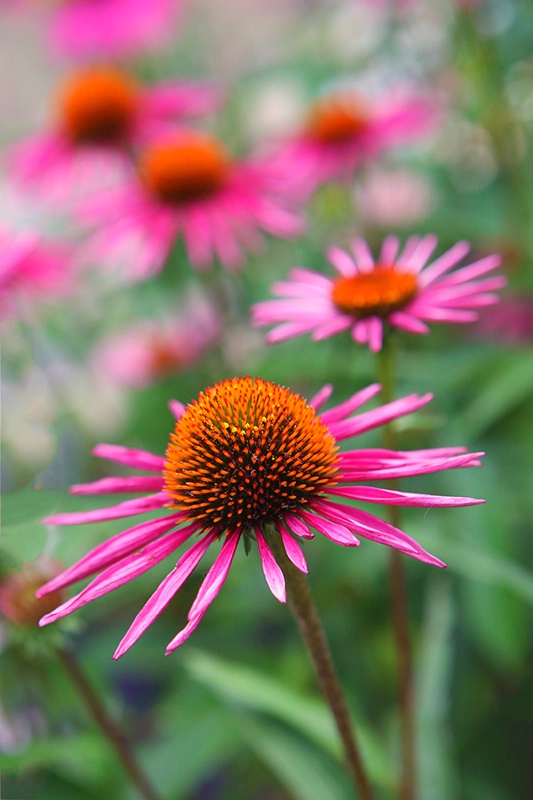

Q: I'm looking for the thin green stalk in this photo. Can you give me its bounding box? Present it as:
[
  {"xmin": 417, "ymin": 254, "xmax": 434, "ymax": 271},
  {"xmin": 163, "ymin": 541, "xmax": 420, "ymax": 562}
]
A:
[
  {"xmin": 57, "ymin": 646, "xmax": 161, "ymax": 800},
  {"xmin": 377, "ymin": 334, "xmax": 416, "ymax": 800},
  {"xmin": 265, "ymin": 529, "xmax": 375, "ymax": 800}
]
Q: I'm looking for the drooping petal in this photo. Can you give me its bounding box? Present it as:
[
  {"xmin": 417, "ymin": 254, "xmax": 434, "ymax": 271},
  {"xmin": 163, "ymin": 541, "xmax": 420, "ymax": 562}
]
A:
[
  {"xmin": 165, "ymin": 530, "xmax": 241, "ymax": 653},
  {"xmin": 37, "ymin": 512, "xmax": 188, "ymax": 596},
  {"xmin": 39, "ymin": 525, "xmax": 194, "ymax": 627},
  {"xmin": 278, "ymin": 522, "xmax": 308, "ymax": 573},
  {"xmin": 255, "ymin": 527, "xmax": 286, "ymax": 602},
  {"xmin": 113, "ymin": 530, "xmax": 220, "ymax": 659}
]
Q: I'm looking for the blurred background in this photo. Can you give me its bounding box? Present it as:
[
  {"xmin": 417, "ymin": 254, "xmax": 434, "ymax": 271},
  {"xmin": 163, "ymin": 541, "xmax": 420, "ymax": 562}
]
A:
[{"xmin": 1, "ymin": 1, "xmax": 532, "ymax": 799}]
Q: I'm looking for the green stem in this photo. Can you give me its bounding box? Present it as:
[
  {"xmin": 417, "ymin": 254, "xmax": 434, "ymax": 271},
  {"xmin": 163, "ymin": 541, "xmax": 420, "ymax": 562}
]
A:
[
  {"xmin": 377, "ymin": 334, "xmax": 416, "ymax": 800},
  {"xmin": 57, "ymin": 646, "xmax": 162, "ymax": 800},
  {"xmin": 266, "ymin": 530, "xmax": 375, "ymax": 800}
]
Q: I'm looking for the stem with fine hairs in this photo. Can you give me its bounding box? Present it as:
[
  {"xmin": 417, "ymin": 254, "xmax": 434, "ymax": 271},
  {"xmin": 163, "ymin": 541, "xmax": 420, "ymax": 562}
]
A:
[
  {"xmin": 56, "ymin": 646, "xmax": 162, "ymax": 800},
  {"xmin": 377, "ymin": 333, "xmax": 416, "ymax": 800},
  {"xmin": 266, "ymin": 529, "xmax": 375, "ymax": 800}
]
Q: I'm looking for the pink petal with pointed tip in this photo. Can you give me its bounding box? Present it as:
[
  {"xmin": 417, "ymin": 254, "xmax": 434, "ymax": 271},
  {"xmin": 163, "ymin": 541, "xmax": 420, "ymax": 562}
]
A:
[
  {"xmin": 165, "ymin": 531, "xmax": 241, "ymax": 653},
  {"xmin": 255, "ymin": 526, "xmax": 286, "ymax": 603},
  {"xmin": 300, "ymin": 510, "xmax": 359, "ymax": 546},
  {"xmin": 39, "ymin": 526, "xmax": 194, "ymax": 627},
  {"xmin": 113, "ymin": 531, "xmax": 219, "ymax": 659},
  {"xmin": 278, "ymin": 523, "xmax": 308, "ymax": 573},
  {"xmin": 330, "ymin": 486, "xmax": 484, "ymax": 507},
  {"xmin": 92, "ymin": 444, "xmax": 166, "ymax": 472},
  {"xmin": 43, "ymin": 493, "xmax": 168, "ymax": 527},
  {"xmin": 37, "ymin": 512, "xmax": 187, "ymax": 596},
  {"xmin": 70, "ymin": 476, "xmax": 164, "ymax": 495}
]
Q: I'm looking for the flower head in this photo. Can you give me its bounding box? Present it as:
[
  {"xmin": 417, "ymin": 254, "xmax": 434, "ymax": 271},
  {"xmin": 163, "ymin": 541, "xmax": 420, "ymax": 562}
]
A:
[
  {"xmin": 38, "ymin": 377, "xmax": 483, "ymax": 656},
  {"xmin": 253, "ymin": 235, "xmax": 506, "ymax": 352},
  {"xmin": 0, "ymin": 227, "xmax": 72, "ymax": 321},
  {"xmin": 266, "ymin": 88, "xmax": 437, "ymax": 197},
  {"xmin": 94, "ymin": 293, "xmax": 221, "ymax": 388},
  {"xmin": 9, "ymin": 66, "xmax": 220, "ymax": 206},
  {"xmin": 81, "ymin": 130, "xmax": 304, "ymax": 280}
]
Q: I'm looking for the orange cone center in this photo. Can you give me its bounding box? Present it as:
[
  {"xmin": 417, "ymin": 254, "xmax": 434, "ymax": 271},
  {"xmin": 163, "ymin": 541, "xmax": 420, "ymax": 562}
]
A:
[
  {"xmin": 163, "ymin": 377, "xmax": 339, "ymax": 531},
  {"xmin": 331, "ymin": 265, "xmax": 418, "ymax": 318},
  {"xmin": 138, "ymin": 132, "xmax": 230, "ymax": 205},
  {"xmin": 58, "ymin": 66, "xmax": 139, "ymax": 145}
]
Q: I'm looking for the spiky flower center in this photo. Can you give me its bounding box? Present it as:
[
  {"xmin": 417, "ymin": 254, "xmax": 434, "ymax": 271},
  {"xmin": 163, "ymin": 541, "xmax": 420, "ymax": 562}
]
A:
[
  {"xmin": 138, "ymin": 132, "xmax": 230, "ymax": 205},
  {"xmin": 58, "ymin": 67, "xmax": 139, "ymax": 145},
  {"xmin": 306, "ymin": 95, "xmax": 370, "ymax": 144},
  {"xmin": 331, "ymin": 265, "xmax": 418, "ymax": 318},
  {"xmin": 163, "ymin": 377, "xmax": 339, "ymax": 531}
]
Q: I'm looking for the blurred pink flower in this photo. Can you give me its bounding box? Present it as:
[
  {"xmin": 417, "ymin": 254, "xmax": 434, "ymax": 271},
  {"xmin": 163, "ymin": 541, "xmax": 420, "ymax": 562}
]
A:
[
  {"xmin": 8, "ymin": 65, "xmax": 220, "ymax": 206},
  {"xmin": 265, "ymin": 87, "xmax": 438, "ymax": 198},
  {"xmin": 95, "ymin": 297, "xmax": 221, "ymax": 388},
  {"xmin": 354, "ymin": 166, "xmax": 435, "ymax": 226},
  {"xmin": 38, "ymin": 376, "xmax": 484, "ymax": 656},
  {"xmin": 468, "ymin": 293, "xmax": 533, "ymax": 345},
  {"xmin": 0, "ymin": 228, "xmax": 72, "ymax": 321},
  {"xmin": 253, "ymin": 235, "xmax": 506, "ymax": 352},
  {"xmin": 81, "ymin": 130, "xmax": 304, "ymax": 281},
  {"xmin": 11, "ymin": 0, "xmax": 182, "ymax": 60}
]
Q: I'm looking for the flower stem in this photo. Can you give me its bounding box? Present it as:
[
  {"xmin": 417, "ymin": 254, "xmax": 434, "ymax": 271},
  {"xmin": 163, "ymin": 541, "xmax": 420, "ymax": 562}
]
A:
[
  {"xmin": 266, "ymin": 530, "xmax": 375, "ymax": 800},
  {"xmin": 377, "ymin": 334, "xmax": 416, "ymax": 800},
  {"xmin": 56, "ymin": 646, "xmax": 161, "ymax": 800}
]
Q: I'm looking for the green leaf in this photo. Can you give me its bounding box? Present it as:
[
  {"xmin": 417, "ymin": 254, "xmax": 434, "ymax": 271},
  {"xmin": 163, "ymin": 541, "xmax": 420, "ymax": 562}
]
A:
[
  {"xmin": 0, "ymin": 733, "xmax": 115, "ymax": 788},
  {"xmin": 182, "ymin": 648, "xmax": 393, "ymax": 789},
  {"xmin": 243, "ymin": 716, "xmax": 351, "ymax": 800},
  {"xmin": 462, "ymin": 352, "xmax": 533, "ymax": 437},
  {"xmin": 416, "ymin": 578, "xmax": 459, "ymax": 800}
]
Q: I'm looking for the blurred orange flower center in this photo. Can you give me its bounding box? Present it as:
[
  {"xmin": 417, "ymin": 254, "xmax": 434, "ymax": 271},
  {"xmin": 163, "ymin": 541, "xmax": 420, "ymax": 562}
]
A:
[
  {"xmin": 163, "ymin": 377, "xmax": 339, "ymax": 530},
  {"xmin": 139, "ymin": 133, "xmax": 230, "ymax": 205},
  {"xmin": 332, "ymin": 266, "xmax": 418, "ymax": 318},
  {"xmin": 58, "ymin": 66, "xmax": 139, "ymax": 145},
  {"xmin": 306, "ymin": 96, "xmax": 370, "ymax": 143}
]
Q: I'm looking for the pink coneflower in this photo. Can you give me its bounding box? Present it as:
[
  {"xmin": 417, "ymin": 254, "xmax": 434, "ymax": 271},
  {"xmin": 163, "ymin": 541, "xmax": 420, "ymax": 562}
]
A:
[
  {"xmin": 38, "ymin": 376, "xmax": 483, "ymax": 657},
  {"xmin": 12, "ymin": 0, "xmax": 182, "ymax": 60},
  {"xmin": 95, "ymin": 295, "xmax": 221, "ymax": 388},
  {"xmin": 253, "ymin": 235, "xmax": 506, "ymax": 352},
  {"xmin": 82, "ymin": 130, "xmax": 304, "ymax": 280},
  {"xmin": 0, "ymin": 228, "xmax": 72, "ymax": 321},
  {"xmin": 266, "ymin": 88, "xmax": 437, "ymax": 197},
  {"xmin": 9, "ymin": 65, "xmax": 220, "ymax": 206}
]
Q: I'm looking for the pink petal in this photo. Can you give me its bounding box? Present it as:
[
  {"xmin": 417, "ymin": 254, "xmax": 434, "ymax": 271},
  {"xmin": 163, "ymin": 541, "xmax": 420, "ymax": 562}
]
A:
[
  {"xmin": 319, "ymin": 383, "xmax": 381, "ymax": 424},
  {"xmin": 330, "ymin": 486, "xmax": 484, "ymax": 507},
  {"xmin": 70, "ymin": 476, "xmax": 164, "ymax": 495},
  {"xmin": 313, "ymin": 499, "xmax": 445, "ymax": 567},
  {"xmin": 39, "ymin": 526, "xmax": 193, "ymax": 627},
  {"xmin": 92, "ymin": 444, "xmax": 166, "ymax": 472},
  {"xmin": 299, "ymin": 510, "xmax": 359, "ymax": 546},
  {"xmin": 326, "ymin": 246, "xmax": 356, "ymax": 277},
  {"xmin": 255, "ymin": 526, "xmax": 286, "ymax": 602},
  {"xmin": 37, "ymin": 512, "xmax": 187, "ymax": 596},
  {"xmin": 328, "ymin": 393, "xmax": 432, "ymax": 440},
  {"xmin": 43, "ymin": 493, "xmax": 168, "ymax": 526},
  {"xmin": 113, "ymin": 530, "xmax": 219, "ymax": 659},
  {"xmin": 284, "ymin": 513, "xmax": 315, "ymax": 539},
  {"xmin": 278, "ymin": 522, "xmax": 308, "ymax": 573},
  {"xmin": 165, "ymin": 531, "xmax": 241, "ymax": 653},
  {"xmin": 417, "ymin": 241, "xmax": 471, "ymax": 286}
]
